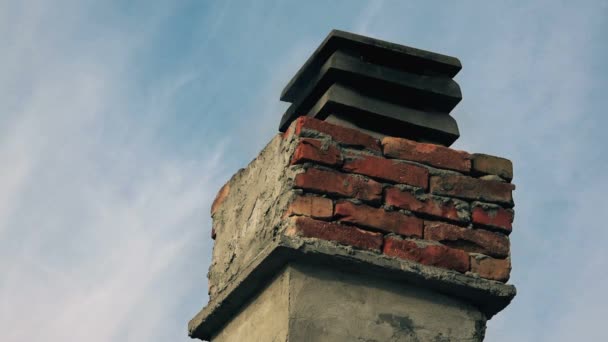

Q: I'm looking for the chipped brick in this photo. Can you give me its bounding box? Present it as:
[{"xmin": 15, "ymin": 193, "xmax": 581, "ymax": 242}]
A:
[
  {"xmin": 472, "ymin": 202, "xmax": 514, "ymax": 233},
  {"xmin": 285, "ymin": 216, "xmax": 383, "ymax": 251},
  {"xmin": 294, "ymin": 168, "xmax": 383, "ymax": 202},
  {"xmin": 430, "ymin": 174, "xmax": 515, "ymax": 207},
  {"xmin": 383, "ymin": 237, "xmax": 470, "ymax": 273},
  {"xmin": 471, "ymin": 255, "xmax": 511, "ymax": 282},
  {"xmin": 425, "ymin": 221, "xmax": 510, "ymax": 258},
  {"xmin": 335, "ymin": 201, "xmax": 423, "ymax": 237},
  {"xmin": 293, "ymin": 117, "xmax": 381, "ymax": 152},
  {"xmin": 382, "ymin": 136, "xmax": 471, "ymax": 172},
  {"xmin": 291, "ymin": 138, "xmax": 342, "ymax": 167},
  {"xmin": 385, "ymin": 187, "xmax": 470, "ymax": 223},
  {"xmin": 285, "ymin": 195, "xmax": 333, "ymax": 220},
  {"xmin": 471, "ymin": 153, "xmax": 513, "ymax": 181},
  {"xmin": 343, "ymin": 154, "xmax": 429, "ymax": 188}
]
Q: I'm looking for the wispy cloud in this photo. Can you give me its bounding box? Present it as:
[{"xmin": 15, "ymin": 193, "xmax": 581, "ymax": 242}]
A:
[
  {"xmin": 354, "ymin": 0, "xmax": 385, "ymax": 36},
  {"xmin": 0, "ymin": 1, "xmax": 225, "ymax": 341}
]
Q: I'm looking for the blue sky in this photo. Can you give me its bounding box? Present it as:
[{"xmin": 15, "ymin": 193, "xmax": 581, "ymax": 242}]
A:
[{"xmin": 1, "ymin": 1, "xmax": 607, "ymax": 341}]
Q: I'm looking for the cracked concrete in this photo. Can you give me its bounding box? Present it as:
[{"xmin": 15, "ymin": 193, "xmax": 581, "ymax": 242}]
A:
[
  {"xmin": 189, "ymin": 235, "xmax": 515, "ymax": 340},
  {"xmin": 209, "ymin": 262, "xmax": 487, "ymax": 342},
  {"xmin": 207, "ymin": 133, "xmax": 301, "ymax": 299}
]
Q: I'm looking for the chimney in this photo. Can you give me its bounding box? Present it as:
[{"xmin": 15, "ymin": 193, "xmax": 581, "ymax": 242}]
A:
[{"xmin": 189, "ymin": 30, "xmax": 516, "ymax": 341}]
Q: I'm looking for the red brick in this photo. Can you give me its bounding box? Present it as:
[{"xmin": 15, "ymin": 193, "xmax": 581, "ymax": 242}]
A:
[
  {"xmin": 211, "ymin": 182, "xmax": 230, "ymax": 216},
  {"xmin": 424, "ymin": 221, "xmax": 510, "ymax": 258},
  {"xmin": 294, "ymin": 117, "xmax": 381, "ymax": 152},
  {"xmin": 294, "ymin": 168, "xmax": 383, "ymax": 202},
  {"xmin": 382, "ymin": 137, "xmax": 471, "ymax": 172},
  {"xmin": 335, "ymin": 201, "xmax": 423, "ymax": 237},
  {"xmin": 385, "ymin": 187, "xmax": 469, "ymax": 223},
  {"xmin": 471, "ymin": 255, "xmax": 511, "ymax": 282},
  {"xmin": 472, "ymin": 202, "xmax": 513, "ymax": 233},
  {"xmin": 285, "ymin": 195, "xmax": 333, "ymax": 220},
  {"xmin": 285, "ymin": 216, "xmax": 383, "ymax": 251},
  {"xmin": 471, "ymin": 153, "xmax": 513, "ymax": 181},
  {"xmin": 343, "ymin": 154, "xmax": 429, "ymax": 188},
  {"xmin": 430, "ymin": 174, "xmax": 515, "ymax": 207},
  {"xmin": 291, "ymin": 138, "xmax": 342, "ymax": 167},
  {"xmin": 383, "ymin": 237, "xmax": 470, "ymax": 273}
]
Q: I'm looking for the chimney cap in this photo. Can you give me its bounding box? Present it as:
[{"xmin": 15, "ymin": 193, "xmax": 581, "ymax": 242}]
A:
[
  {"xmin": 281, "ymin": 29, "xmax": 462, "ymax": 102},
  {"xmin": 278, "ymin": 30, "xmax": 464, "ymax": 146}
]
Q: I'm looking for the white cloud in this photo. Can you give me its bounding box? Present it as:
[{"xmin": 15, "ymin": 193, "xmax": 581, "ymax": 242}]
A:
[
  {"xmin": 0, "ymin": 2, "xmax": 224, "ymax": 341},
  {"xmin": 354, "ymin": 0, "xmax": 386, "ymax": 36}
]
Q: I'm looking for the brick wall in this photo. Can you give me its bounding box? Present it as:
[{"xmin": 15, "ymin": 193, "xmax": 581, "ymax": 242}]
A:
[{"xmin": 213, "ymin": 116, "xmax": 515, "ymax": 283}]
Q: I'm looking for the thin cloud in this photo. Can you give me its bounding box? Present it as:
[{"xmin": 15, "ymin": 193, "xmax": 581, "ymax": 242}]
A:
[{"xmin": 0, "ymin": 1, "xmax": 225, "ymax": 341}]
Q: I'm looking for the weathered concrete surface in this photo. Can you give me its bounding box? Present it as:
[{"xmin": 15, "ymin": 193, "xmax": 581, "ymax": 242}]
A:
[
  {"xmin": 288, "ymin": 262, "xmax": 486, "ymax": 341},
  {"xmin": 189, "ymin": 235, "xmax": 515, "ymax": 340},
  {"xmin": 212, "ymin": 271, "xmax": 289, "ymax": 342},
  {"xmin": 208, "ymin": 262, "xmax": 486, "ymax": 342},
  {"xmin": 207, "ymin": 134, "xmax": 300, "ymax": 299}
]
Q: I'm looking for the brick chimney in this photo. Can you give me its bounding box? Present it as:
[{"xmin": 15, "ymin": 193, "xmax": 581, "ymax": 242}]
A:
[{"xmin": 189, "ymin": 30, "xmax": 516, "ymax": 341}]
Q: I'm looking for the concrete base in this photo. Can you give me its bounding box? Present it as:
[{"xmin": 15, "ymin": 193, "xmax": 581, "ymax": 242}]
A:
[
  {"xmin": 212, "ymin": 270, "xmax": 290, "ymax": 342},
  {"xmin": 212, "ymin": 262, "xmax": 486, "ymax": 342},
  {"xmin": 190, "ymin": 236, "xmax": 515, "ymax": 341}
]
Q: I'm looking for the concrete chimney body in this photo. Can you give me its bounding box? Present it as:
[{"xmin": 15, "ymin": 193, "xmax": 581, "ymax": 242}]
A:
[{"xmin": 189, "ymin": 30, "xmax": 516, "ymax": 342}]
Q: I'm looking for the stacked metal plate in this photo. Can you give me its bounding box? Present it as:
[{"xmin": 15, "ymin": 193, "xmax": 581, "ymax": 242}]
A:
[{"xmin": 279, "ymin": 30, "xmax": 463, "ymax": 146}]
